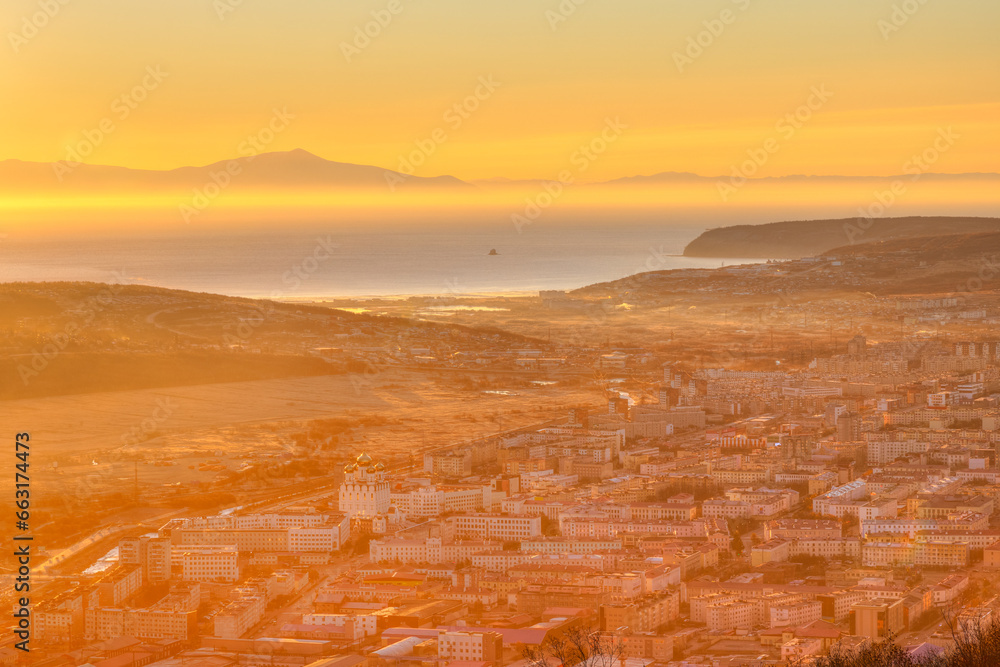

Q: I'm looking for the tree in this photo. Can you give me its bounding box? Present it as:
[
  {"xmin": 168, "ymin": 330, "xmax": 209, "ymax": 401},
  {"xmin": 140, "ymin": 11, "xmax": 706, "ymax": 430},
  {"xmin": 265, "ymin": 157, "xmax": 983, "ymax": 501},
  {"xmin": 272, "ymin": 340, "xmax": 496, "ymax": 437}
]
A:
[
  {"xmin": 813, "ymin": 634, "xmax": 916, "ymax": 667},
  {"xmin": 523, "ymin": 625, "xmax": 625, "ymax": 667},
  {"xmin": 813, "ymin": 614, "xmax": 1000, "ymax": 667},
  {"xmin": 731, "ymin": 532, "xmax": 745, "ymax": 556}
]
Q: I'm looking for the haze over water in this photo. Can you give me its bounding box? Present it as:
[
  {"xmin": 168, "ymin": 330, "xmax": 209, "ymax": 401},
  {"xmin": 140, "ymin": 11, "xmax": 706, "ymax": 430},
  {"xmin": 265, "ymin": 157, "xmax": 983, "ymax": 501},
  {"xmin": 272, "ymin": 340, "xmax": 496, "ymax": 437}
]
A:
[{"xmin": 0, "ymin": 223, "xmax": 761, "ymax": 299}]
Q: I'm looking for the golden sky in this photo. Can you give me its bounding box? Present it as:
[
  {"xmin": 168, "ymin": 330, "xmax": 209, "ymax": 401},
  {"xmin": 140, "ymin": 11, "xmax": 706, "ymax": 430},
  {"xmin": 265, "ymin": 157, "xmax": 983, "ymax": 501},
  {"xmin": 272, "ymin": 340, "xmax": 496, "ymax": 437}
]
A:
[{"xmin": 1, "ymin": 0, "xmax": 998, "ymax": 182}]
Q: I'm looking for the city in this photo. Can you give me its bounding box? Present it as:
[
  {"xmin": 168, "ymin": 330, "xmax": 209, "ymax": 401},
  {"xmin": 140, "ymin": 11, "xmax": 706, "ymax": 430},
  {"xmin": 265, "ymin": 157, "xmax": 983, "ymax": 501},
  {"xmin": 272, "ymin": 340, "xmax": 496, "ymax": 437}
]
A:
[{"xmin": 12, "ymin": 292, "xmax": 1000, "ymax": 665}]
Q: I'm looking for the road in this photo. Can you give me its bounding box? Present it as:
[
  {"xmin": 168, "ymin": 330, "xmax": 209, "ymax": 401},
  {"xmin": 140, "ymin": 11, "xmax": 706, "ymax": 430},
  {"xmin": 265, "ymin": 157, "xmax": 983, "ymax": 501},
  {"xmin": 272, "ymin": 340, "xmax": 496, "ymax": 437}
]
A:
[{"xmin": 249, "ymin": 554, "xmax": 369, "ymax": 639}]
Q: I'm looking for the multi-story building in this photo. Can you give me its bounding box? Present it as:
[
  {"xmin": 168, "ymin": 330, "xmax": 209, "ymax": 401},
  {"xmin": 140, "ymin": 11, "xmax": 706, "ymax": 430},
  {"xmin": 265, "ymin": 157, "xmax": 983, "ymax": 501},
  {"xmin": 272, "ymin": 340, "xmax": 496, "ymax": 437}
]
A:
[
  {"xmin": 702, "ymin": 499, "xmax": 754, "ymax": 519},
  {"xmin": 765, "ymin": 519, "xmax": 841, "ymax": 541},
  {"xmin": 818, "ymin": 590, "xmax": 867, "ymax": 623},
  {"xmin": 425, "ymin": 450, "xmax": 474, "ymax": 477},
  {"xmin": 181, "ymin": 546, "xmax": 240, "ymax": 582},
  {"xmin": 814, "ymin": 482, "xmax": 897, "ymax": 520},
  {"xmin": 862, "ymin": 542, "xmax": 914, "ymax": 567},
  {"xmin": 165, "ymin": 512, "xmax": 350, "ymax": 552},
  {"xmin": 85, "ymin": 607, "xmax": 196, "ymax": 641},
  {"xmin": 119, "ymin": 536, "xmax": 172, "ymax": 584},
  {"xmin": 213, "ymin": 588, "xmax": 267, "ymax": 639},
  {"xmin": 391, "ymin": 483, "xmax": 492, "ymax": 517},
  {"xmin": 339, "ymin": 452, "xmax": 391, "ymax": 518},
  {"xmin": 706, "ymin": 600, "xmax": 756, "ymax": 631},
  {"xmin": 752, "ymin": 539, "xmax": 791, "ymax": 567},
  {"xmin": 849, "ymin": 599, "xmax": 905, "ymax": 638},
  {"xmin": 711, "ymin": 468, "xmax": 771, "ymax": 485},
  {"xmin": 915, "ymin": 496, "xmax": 993, "ymax": 519},
  {"xmin": 599, "ymin": 591, "xmax": 681, "ymax": 633},
  {"xmin": 791, "ymin": 538, "xmax": 861, "ymax": 560},
  {"xmin": 867, "ymin": 440, "xmax": 931, "ymax": 465},
  {"xmin": 438, "ymin": 631, "xmax": 503, "ymax": 665},
  {"xmin": 94, "ymin": 564, "xmax": 143, "ymax": 607},
  {"xmin": 913, "ymin": 540, "xmax": 969, "ymax": 567},
  {"xmin": 303, "ymin": 613, "xmax": 377, "ymax": 639},
  {"xmin": 369, "ymin": 536, "xmax": 497, "ymax": 564},
  {"xmin": 450, "ymin": 514, "xmax": 541, "ymax": 541},
  {"xmin": 770, "ymin": 601, "xmax": 822, "ymax": 628}
]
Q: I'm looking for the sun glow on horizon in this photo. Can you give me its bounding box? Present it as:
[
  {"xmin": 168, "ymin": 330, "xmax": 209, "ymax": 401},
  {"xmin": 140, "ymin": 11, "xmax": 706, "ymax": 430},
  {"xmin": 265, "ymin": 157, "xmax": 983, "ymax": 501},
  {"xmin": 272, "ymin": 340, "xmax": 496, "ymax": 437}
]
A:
[{"xmin": 0, "ymin": 0, "xmax": 997, "ymax": 186}]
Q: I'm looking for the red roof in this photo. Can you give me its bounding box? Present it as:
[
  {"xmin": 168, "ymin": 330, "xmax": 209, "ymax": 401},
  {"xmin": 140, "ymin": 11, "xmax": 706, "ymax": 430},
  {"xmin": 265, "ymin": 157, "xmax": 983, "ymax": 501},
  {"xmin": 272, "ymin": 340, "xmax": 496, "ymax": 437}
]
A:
[{"xmin": 795, "ymin": 620, "xmax": 842, "ymax": 639}]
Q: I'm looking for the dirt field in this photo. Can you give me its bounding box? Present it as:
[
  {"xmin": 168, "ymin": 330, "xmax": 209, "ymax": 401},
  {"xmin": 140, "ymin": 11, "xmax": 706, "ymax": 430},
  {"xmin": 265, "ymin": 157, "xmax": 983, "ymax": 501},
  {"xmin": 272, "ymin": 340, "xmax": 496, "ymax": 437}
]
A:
[{"xmin": 1, "ymin": 368, "xmax": 603, "ymax": 499}]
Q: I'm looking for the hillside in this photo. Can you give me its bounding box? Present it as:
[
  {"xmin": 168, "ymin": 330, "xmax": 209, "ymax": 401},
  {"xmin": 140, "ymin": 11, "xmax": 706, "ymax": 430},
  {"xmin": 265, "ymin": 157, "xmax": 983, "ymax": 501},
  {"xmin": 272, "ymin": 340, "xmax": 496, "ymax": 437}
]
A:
[
  {"xmin": 826, "ymin": 230, "xmax": 1000, "ymax": 261},
  {"xmin": 576, "ymin": 228, "xmax": 1000, "ymax": 303},
  {"xmin": 682, "ymin": 216, "xmax": 1000, "ymax": 258},
  {"xmin": 0, "ymin": 282, "xmax": 536, "ymax": 398}
]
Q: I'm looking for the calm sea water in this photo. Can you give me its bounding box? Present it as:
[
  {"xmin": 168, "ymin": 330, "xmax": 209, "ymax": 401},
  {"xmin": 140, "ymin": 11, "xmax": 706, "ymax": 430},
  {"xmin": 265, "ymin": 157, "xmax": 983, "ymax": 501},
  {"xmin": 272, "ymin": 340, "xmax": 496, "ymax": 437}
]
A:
[{"xmin": 0, "ymin": 223, "xmax": 760, "ymax": 298}]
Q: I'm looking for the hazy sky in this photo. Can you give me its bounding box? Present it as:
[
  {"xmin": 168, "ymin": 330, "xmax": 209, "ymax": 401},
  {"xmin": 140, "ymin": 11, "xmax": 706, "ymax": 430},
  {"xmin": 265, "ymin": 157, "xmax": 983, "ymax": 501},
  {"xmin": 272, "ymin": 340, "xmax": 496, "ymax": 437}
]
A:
[{"xmin": 1, "ymin": 0, "xmax": 997, "ymax": 181}]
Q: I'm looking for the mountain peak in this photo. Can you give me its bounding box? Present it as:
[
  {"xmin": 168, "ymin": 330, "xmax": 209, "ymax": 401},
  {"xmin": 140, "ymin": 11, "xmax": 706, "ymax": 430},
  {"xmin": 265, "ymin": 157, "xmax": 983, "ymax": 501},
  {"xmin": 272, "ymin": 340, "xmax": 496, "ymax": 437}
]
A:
[
  {"xmin": 247, "ymin": 148, "xmax": 326, "ymax": 164},
  {"xmin": 283, "ymin": 148, "xmax": 323, "ymax": 160}
]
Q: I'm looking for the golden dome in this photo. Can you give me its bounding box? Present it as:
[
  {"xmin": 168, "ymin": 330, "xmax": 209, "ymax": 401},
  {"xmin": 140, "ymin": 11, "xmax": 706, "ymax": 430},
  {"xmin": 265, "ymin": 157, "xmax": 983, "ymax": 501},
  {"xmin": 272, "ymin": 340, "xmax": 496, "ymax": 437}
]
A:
[
  {"xmin": 357, "ymin": 452, "xmax": 373, "ymax": 466},
  {"xmin": 374, "ymin": 461, "xmax": 386, "ymax": 472}
]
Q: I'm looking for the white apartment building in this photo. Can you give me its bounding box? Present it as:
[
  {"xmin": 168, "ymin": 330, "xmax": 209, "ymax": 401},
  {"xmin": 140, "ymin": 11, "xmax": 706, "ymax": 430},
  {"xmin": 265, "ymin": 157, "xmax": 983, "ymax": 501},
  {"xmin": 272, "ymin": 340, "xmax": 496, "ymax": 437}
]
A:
[
  {"xmin": 213, "ymin": 593, "xmax": 266, "ymax": 639},
  {"xmin": 449, "ymin": 514, "xmax": 541, "ymax": 541},
  {"xmin": 691, "ymin": 594, "xmax": 738, "ymax": 623},
  {"xmin": 765, "ymin": 519, "xmax": 841, "ymax": 540},
  {"xmin": 166, "ymin": 512, "xmax": 349, "ymax": 552},
  {"xmin": 471, "ymin": 551, "xmax": 537, "ymax": 572},
  {"xmin": 303, "ymin": 613, "xmax": 377, "ymax": 639},
  {"xmin": 119, "ymin": 536, "xmax": 172, "ymax": 584},
  {"xmin": 770, "ymin": 601, "xmax": 822, "ymax": 628},
  {"xmin": 861, "ymin": 517, "xmax": 939, "ymax": 538},
  {"xmin": 85, "ymin": 608, "xmax": 195, "ymax": 641},
  {"xmin": 814, "ymin": 480, "xmax": 897, "ymax": 519},
  {"xmin": 711, "ymin": 468, "xmax": 771, "ymax": 485},
  {"xmin": 369, "ymin": 536, "xmax": 496, "ymax": 564},
  {"xmin": 791, "ymin": 538, "xmax": 861, "ymax": 559},
  {"xmin": 288, "ymin": 522, "xmax": 350, "ymax": 551},
  {"xmin": 702, "ymin": 500, "xmax": 753, "ymax": 519},
  {"xmin": 391, "ymin": 484, "xmax": 492, "ymax": 517},
  {"xmin": 706, "ymin": 601, "xmax": 756, "ymax": 632},
  {"xmin": 861, "ymin": 542, "xmax": 913, "ymax": 567},
  {"xmin": 438, "ymin": 630, "xmax": 503, "ymax": 663},
  {"xmin": 520, "ymin": 538, "xmax": 623, "ymax": 554},
  {"xmin": 867, "ymin": 440, "xmax": 931, "ymax": 465},
  {"xmin": 181, "ymin": 547, "xmax": 240, "ymax": 583}
]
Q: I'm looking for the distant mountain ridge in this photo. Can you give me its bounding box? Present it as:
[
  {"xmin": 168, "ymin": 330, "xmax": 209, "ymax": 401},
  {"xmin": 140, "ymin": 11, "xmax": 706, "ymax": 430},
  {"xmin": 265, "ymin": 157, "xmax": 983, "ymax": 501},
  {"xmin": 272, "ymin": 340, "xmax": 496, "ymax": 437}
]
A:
[
  {"xmin": 600, "ymin": 171, "xmax": 1000, "ymax": 186},
  {"xmin": 0, "ymin": 149, "xmax": 468, "ymax": 192},
  {"xmin": 682, "ymin": 216, "xmax": 1000, "ymax": 259},
  {"xmin": 2, "ymin": 149, "xmax": 997, "ymax": 192}
]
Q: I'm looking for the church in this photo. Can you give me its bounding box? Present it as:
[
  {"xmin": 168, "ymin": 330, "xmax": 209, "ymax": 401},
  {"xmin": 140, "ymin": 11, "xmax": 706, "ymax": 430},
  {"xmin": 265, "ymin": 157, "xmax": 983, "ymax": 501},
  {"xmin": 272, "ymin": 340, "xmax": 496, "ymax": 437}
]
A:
[{"xmin": 338, "ymin": 452, "xmax": 392, "ymax": 518}]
